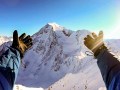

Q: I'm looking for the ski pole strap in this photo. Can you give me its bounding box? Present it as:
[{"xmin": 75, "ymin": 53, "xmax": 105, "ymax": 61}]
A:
[{"xmin": 85, "ymin": 51, "xmax": 94, "ymax": 56}]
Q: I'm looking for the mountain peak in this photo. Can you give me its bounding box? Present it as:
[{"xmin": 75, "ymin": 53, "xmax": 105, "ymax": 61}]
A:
[
  {"xmin": 47, "ymin": 22, "xmax": 60, "ymax": 27},
  {"xmin": 45, "ymin": 22, "xmax": 64, "ymax": 31}
]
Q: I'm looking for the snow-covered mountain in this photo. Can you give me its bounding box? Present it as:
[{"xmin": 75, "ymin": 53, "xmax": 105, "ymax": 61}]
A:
[{"xmin": 2, "ymin": 23, "xmax": 120, "ymax": 90}]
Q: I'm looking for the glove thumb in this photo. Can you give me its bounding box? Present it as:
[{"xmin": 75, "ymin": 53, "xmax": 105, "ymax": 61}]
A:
[{"xmin": 12, "ymin": 30, "xmax": 19, "ymax": 47}]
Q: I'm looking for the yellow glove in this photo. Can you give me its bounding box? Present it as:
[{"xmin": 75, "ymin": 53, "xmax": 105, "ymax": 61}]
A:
[
  {"xmin": 12, "ymin": 30, "xmax": 32, "ymax": 58},
  {"xmin": 84, "ymin": 31, "xmax": 106, "ymax": 57}
]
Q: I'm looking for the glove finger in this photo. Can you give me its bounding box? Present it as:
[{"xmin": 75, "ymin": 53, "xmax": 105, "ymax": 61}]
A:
[
  {"xmin": 84, "ymin": 40, "xmax": 88, "ymax": 47},
  {"xmin": 87, "ymin": 35, "xmax": 94, "ymax": 42},
  {"xmin": 24, "ymin": 37, "xmax": 32, "ymax": 45},
  {"xmin": 84, "ymin": 37, "xmax": 88, "ymax": 40},
  {"xmin": 97, "ymin": 31, "xmax": 103, "ymax": 43},
  {"xmin": 23, "ymin": 35, "xmax": 31, "ymax": 42},
  {"xmin": 86, "ymin": 35, "xmax": 95, "ymax": 49},
  {"xmin": 98, "ymin": 31, "xmax": 103, "ymax": 39},
  {"xmin": 84, "ymin": 36, "xmax": 89, "ymax": 45},
  {"xmin": 27, "ymin": 42, "xmax": 33, "ymax": 48},
  {"xmin": 25, "ymin": 42, "xmax": 33, "ymax": 50},
  {"xmin": 84, "ymin": 35, "xmax": 93, "ymax": 48},
  {"xmin": 13, "ymin": 30, "xmax": 19, "ymax": 46},
  {"xmin": 92, "ymin": 32, "xmax": 97, "ymax": 39},
  {"xmin": 24, "ymin": 37, "xmax": 32, "ymax": 44},
  {"xmin": 19, "ymin": 33, "xmax": 26, "ymax": 40},
  {"xmin": 84, "ymin": 35, "xmax": 92, "ymax": 44}
]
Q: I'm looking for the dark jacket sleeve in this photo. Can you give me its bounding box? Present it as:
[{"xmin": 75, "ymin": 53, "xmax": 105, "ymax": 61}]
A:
[
  {"xmin": 0, "ymin": 47, "xmax": 21, "ymax": 90},
  {"xmin": 97, "ymin": 49, "xmax": 120, "ymax": 89}
]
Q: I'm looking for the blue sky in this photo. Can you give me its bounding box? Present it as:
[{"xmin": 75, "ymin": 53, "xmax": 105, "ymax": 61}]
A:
[{"xmin": 0, "ymin": 0, "xmax": 119, "ymax": 38}]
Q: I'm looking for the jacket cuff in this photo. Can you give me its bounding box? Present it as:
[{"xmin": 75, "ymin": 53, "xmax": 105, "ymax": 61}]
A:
[{"xmin": 10, "ymin": 46, "xmax": 23, "ymax": 59}]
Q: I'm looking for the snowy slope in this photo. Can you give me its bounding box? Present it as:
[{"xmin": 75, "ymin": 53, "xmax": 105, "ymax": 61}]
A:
[{"xmin": 1, "ymin": 23, "xmax": 120, "ymax": 90}]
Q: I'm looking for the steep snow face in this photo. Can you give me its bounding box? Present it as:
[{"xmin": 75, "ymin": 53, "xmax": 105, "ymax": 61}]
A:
[{"xmin": 15, "ymin": 23, "xmax": 106, "ymax": 90}]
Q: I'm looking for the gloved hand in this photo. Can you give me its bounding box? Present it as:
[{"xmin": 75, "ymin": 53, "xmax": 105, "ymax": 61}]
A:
[
  {"xmin": 11, "ymin": 30, "xmax": 32, "ymax": 58},
  {"xmin": 84, "ymin": 31, "xmax": 106, "ymax": 57}
]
